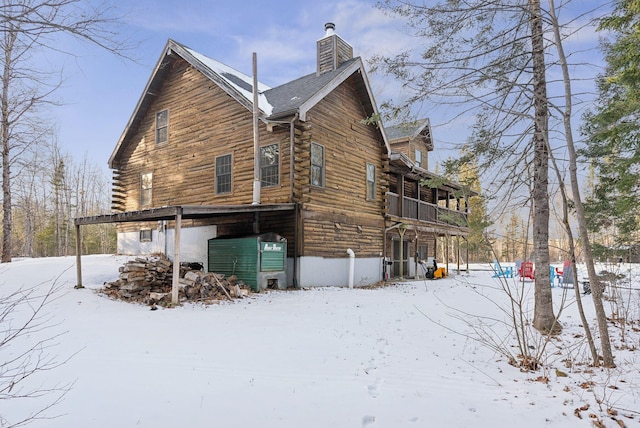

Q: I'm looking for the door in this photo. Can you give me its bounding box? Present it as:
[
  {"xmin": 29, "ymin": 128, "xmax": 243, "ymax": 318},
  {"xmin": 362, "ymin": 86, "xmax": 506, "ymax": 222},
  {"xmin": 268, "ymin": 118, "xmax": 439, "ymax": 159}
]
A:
[{"xmin": 392, "ymin": 239, "xmax": 409, "ymax": 278}]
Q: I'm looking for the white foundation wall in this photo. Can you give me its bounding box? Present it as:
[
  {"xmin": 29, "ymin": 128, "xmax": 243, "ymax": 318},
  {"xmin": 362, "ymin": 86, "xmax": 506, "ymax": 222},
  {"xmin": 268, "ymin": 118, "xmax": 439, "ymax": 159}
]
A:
[
  {"xmin": 117, "ymin": 225, "xmax": 384, "ymax": 287},
  {"xmin": 117, "ymin": 225, "xmax": 218, "ymax": 266},
  {"xmin": 297, "ymin": 256, "xmax": 383, "ymax": 287}
]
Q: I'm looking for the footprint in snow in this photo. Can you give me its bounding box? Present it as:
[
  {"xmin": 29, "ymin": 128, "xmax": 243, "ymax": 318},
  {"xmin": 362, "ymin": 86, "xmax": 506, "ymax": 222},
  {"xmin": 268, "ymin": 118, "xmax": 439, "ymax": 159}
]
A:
[
  {"xmin": 362, "ymin": 415, "xmax": 376, "ymax": 427},
  {"xmin": 368, "ymin": 377, "xmax": 381, "ymax": 398}
]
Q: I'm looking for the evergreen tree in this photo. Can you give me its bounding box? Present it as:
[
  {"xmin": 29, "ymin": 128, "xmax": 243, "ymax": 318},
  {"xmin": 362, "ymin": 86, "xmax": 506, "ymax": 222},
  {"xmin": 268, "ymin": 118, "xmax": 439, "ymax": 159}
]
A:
[{"xmin": 582, "ymin": 0, "xmax": 640, "ymax": 245}]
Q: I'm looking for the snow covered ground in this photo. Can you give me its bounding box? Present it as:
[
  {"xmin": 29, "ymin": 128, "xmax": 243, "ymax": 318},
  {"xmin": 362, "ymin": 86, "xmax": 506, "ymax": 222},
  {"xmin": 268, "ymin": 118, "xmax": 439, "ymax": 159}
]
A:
[{"xmin": 2, "ymin": 255, "xmax": 639, "ymax": 427}]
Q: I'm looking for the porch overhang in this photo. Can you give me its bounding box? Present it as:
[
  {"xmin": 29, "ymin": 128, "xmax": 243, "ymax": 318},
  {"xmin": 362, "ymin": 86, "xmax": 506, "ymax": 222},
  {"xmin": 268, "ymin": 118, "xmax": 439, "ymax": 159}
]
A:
[
  {"xmin": 74, "ymin": 203, "xmax": 296, "ymax": 225},
  {"xmin": 73, "ymin": 203, "xmax": 297, "ymax": 304}
]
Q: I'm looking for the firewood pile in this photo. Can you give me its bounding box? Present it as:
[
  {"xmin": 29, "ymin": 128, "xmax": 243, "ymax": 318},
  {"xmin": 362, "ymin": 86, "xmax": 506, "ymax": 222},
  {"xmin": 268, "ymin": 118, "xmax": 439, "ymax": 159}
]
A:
[{"xmin": 101, "ymin": 254, "xmax": 250, "ymax": 306}]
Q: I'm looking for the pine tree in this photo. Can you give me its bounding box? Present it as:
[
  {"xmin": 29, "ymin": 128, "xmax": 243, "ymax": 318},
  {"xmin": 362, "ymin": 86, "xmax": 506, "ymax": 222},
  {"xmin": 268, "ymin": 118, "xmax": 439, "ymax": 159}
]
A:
[{"xmin": 582, "ymin": 0, "xmax": 640, "ymax": 245}]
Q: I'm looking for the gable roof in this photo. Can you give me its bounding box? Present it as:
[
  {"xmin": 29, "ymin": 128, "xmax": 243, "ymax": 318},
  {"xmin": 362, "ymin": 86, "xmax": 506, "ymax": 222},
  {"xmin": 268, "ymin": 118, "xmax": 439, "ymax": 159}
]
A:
[
  {"xmin": 386, "ymin": 118, "xmax": 433, "ymax": 151},
  {"xmin": 109, "ymin": 39, "xmax": 390, "ymax": 168}
]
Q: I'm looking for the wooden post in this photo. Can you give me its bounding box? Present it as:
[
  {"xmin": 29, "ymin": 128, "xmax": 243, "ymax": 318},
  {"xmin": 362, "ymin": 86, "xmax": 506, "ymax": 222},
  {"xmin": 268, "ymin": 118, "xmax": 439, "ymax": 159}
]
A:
[
  {"xmin": 398, "ymin": 224, "xmax": 407, "ymax": 279},
  {"xmin": 414, "ymin": 230, "xmax": 419, "ymax": 280},
  {"xmin": 445, "ymin": 233, "xmax": 450, "ymax": 274},
  {"xmin": 457, "ymin": 235, "xmax": 461, "ymax": 274},
  {"xmin": 171, "ymin": 207, "xmax": 182, "ymax": 305},
  {"xmin": 75, "ymin": 223, "xmax": 83, "ymax": 289}
]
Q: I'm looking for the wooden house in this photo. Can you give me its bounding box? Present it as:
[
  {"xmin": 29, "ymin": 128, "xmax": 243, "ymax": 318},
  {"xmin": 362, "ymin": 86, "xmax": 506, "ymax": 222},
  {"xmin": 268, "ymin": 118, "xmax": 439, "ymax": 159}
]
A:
[{"xmin": 75, "ymin": 23, "xmax": 472, "ymax": 290}]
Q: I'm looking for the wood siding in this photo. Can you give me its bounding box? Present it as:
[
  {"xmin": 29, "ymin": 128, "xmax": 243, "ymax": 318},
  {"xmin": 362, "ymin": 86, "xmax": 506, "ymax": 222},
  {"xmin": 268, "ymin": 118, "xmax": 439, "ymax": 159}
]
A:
[
  {"xmin": 112, "ymin": 58, "xmax": 292, "ymax": 212},
  {"xmin": 295, "ymin": 74, "xmax": 386, "ymax": 258}
]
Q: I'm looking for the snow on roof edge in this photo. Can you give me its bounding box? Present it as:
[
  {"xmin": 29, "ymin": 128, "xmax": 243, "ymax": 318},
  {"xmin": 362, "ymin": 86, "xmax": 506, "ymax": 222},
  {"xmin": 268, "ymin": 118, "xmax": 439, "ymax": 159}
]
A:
[{"xmin": 185, "ymin": 47, "xmax": 274, "ymax": 116}]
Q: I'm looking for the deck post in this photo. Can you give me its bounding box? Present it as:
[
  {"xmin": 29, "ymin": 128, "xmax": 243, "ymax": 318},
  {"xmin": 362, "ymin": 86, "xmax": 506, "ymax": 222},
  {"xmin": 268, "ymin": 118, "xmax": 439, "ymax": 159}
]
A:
[
  {"xmin": 171, "ymin": 207, "xmax": 182, "ymax": 305},
  {"xmin": 75, "ymin": 223, "xmax": 83, "ymax": 288}
]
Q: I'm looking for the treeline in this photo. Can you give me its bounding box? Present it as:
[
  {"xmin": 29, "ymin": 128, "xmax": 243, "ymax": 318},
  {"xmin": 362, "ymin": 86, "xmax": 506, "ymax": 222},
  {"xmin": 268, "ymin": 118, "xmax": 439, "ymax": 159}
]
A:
[{"xmin": 8, "ymin": 143, "xmax": 115, "ymax": 258}]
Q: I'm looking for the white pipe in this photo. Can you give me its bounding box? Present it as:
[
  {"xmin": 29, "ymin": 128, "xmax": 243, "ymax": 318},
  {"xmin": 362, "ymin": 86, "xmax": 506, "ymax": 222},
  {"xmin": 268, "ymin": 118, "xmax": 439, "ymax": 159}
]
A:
[
  {"xmin": 252, "ymin": 52, "xmax": 260, "ymax": 205},
  {"xmin": 347, "ymin": 248, "xmax": 355, "ymax": 289}
]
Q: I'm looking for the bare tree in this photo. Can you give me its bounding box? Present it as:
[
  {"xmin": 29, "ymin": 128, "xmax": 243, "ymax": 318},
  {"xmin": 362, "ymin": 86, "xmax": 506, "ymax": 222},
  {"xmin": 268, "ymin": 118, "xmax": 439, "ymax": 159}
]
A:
[
  {"xmin": 0, "ymin": 277, "xmax": 72, "ymax": 427},
  {"xmin": 372, "ymin": 0, "xmax": 571, "ymax": 332},
  {"xmin": 546, "ymin": 0, "xmax": 614, "ymax": 366},
  {"xmin": 1, "ymin": 0, "xmax": 132, "ymax": 263}
]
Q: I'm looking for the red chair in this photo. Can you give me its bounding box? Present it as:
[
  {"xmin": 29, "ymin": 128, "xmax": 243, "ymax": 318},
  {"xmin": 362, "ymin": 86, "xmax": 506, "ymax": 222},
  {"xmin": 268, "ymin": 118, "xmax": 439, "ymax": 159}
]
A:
[
  {"xmin": 555, "ymin": 260, "xmax": 571, "ymax": 286},
  {"xmin": 519, "ymin": 261, "xmax": 535, "ymax": 280}
]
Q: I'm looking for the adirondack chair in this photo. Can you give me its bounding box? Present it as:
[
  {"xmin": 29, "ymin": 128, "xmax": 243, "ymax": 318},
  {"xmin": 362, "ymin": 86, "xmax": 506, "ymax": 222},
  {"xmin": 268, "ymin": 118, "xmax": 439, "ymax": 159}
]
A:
[
  {"xmin": 519, "ymin": 261, "xmax": 535, "ymax": 280},
  {"xmin": 555, "ymin": 260, "xmax": 573, "ymax": 287},
  {"xmin": 549, "ymin": 265, "xmax": 556, "ymax": 287},
  {"xmin": 558, "ymin": 262, "xmax": 574, "ymax": 288},
  {"xmin": 492, "ymin": 260, "xmax": 513, "ymax": 278}
]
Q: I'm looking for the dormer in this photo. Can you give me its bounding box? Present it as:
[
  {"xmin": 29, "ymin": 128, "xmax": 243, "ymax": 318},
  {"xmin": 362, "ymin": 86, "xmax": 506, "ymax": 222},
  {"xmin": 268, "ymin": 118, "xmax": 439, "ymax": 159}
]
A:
[{"xmin": 386, "ymin": 119, "xmax": 434, "ymax": 170}]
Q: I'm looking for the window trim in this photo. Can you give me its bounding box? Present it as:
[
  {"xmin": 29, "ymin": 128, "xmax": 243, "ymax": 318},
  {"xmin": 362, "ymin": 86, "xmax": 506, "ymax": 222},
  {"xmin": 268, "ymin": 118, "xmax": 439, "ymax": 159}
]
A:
[
  {"xmin": 310, "ymin": 142, "xmax": 325, "ymax": 188},
  {"xmin": 155, "ymin": 109, "xmax": 168, "ymax": 145},
  {"xmin": 215, "ymin": 153, "xmax": 233, "ymax": 194},
  {"xmin": 140, "ymin": 172, "xmax": 153, "ymax": 207},
  {"xmin": 140, "ymin": 229, "xmax": 152, "ymax": 242},
  {"xmin": 366, "ymin": 163, "xmax": 376, "ymax": 200},
  {"xmin": 259, "ymin": 143, "xmax": 280, "ymax": 188}
]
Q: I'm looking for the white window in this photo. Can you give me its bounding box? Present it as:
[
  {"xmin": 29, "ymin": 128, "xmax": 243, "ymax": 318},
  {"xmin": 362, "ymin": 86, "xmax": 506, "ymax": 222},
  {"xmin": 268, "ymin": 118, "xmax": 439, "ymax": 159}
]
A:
[
  {"xmin": 311, "ymin": 143, "xmax": 325, "ymax": 187},
  {"xmin": 415, "ymin": 149, "xmax": 422, "ymax": 167},
  {"xmin": 260, "ymin": 144, "xmax": 279, "ymax": 187},
  {"xmin": 216, "ymin": 154, "xmax": 232, "ymax": 194},
  {"xmin": 140, "ymin": 172, "xmax": 152, "ymax": 207},
  {"xmin": 140, "ymin": 229, "xmax": 152, "ymax": 242},
  {"xmin": 366, "ymin": 163, "xmax": 376, "ymax": 200},
  {"xmin": 156, "ymin": 110, "xmax": 168, "ymax": 145}
]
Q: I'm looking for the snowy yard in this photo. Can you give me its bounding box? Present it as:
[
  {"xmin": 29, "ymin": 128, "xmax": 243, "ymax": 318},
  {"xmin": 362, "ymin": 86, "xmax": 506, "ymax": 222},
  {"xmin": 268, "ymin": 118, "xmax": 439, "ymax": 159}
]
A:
[{"xmin": 2, "ymin": 255, "xmax": 639, "ymax": 427}]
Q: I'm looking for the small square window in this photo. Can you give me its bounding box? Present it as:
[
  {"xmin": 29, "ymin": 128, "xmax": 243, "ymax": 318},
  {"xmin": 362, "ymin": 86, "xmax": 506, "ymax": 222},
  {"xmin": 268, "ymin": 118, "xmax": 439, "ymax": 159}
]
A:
[
  {"xmin": 156, "ymin": 110, "xmax": 168, "ymax": 145},
  {"xmin": 140, "ymin": 229, "xmax": 152, "ymax": 242}
]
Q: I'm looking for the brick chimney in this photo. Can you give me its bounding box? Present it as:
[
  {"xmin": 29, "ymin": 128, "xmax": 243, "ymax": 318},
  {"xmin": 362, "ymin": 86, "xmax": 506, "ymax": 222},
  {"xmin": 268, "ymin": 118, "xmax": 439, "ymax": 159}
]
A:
[{"xmin": 317, "ymin": 23, "xmax": 353, "ymax": 75}]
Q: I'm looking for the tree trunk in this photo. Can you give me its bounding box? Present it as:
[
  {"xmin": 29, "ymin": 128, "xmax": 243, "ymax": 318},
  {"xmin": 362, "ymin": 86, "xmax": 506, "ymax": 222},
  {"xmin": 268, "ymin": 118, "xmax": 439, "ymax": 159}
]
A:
[
  {"xmin": 530, "ymin": 0, "xmax": 559, "ymax": 334},
  {"xmin": 1, "ymin": 30, "xmax": 15, "ymax": 263},
  {"xmin": 548, "ymin": 0, "xmax": 614, "ymax": 366}
]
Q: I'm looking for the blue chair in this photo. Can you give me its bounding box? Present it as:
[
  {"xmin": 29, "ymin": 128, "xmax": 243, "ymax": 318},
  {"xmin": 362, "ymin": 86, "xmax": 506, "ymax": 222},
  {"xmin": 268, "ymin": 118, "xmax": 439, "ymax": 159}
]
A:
[
  {"xmin": 550, "ymin": 265, "xmax": 556, "ymax": 287},
  {"xmin": 492, "ymin": 260, "xmax": 514, "ymax": 278},
  {"xmin": 559, "ymin": 263, "xmax": 574, "ymax": 287}
]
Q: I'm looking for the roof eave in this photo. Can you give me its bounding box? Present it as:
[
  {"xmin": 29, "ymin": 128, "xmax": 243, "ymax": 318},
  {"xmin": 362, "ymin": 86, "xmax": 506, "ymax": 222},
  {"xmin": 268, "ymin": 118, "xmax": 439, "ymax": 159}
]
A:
[
  {"xmin": 296, "ymin": 58, "xmax": 392, "ymax": 155},
  {"xmin": 109, "ymin": 39, "xmax": 178, "ymax": 169}
]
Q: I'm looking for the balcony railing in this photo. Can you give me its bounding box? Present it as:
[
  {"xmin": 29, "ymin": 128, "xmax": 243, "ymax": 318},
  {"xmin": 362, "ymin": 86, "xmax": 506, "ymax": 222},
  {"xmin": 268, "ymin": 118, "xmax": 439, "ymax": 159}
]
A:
[{"xmin": 387, "ymin": 192, "xmax": 468, "ymax": 228}]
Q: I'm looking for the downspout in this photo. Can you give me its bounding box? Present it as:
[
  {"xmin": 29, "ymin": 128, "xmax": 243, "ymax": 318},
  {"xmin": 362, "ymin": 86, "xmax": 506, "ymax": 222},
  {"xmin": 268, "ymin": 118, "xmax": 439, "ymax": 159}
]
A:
[
  {"xmin": 289, "ymin": 113, "xmax": 298, "ymax": 200},
  {"xmin": 263, "ymin": 113, "xmax": 299, "ymax": 287},
  {"xmin": 290, "ymin": 113, "xmax": 299, "ymax": 288},
  {"xmin": 347, "ymin": 248, "xmax": 355, "ymax": 288}
]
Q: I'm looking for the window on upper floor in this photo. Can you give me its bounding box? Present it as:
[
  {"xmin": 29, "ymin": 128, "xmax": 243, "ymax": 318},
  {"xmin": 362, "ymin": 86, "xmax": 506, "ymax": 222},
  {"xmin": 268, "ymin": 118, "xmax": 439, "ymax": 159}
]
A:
[
  {"xmin": 311, "ymin": 142, "xmax": 325, "ymax": 187},
  {"xmin": 260, "ymin": 143, "xmax": 279, "ymax": 187},
  {"xmin": 415, "ymin": 149, "xmax": 422, "ymax": 168},
  {"xmin": 140, "ymin": 172, "xmax": 152, "ymax": 207},
  {"xmin": 216, "ymin": 154, "xmax": 232, "ymax": 194},
  {"xmin": 156, "ymin": 109, "xmax": 168, "ymax": 145},
  {"xmin": 366, "ymin": 163, "xmax": 376, "ymax": 200}
]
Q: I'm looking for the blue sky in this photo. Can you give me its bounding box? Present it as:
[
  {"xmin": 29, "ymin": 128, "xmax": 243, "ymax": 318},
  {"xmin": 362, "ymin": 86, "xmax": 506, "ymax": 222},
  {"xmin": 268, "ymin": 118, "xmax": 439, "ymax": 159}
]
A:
[{"xmin": 50, "ymin": 0, "xmax": 609, "ymax": 175}]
